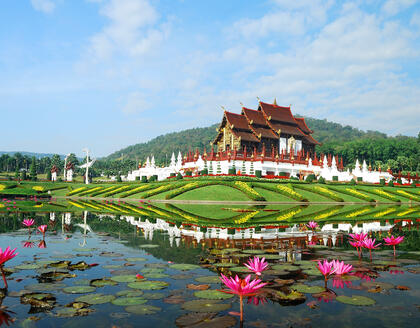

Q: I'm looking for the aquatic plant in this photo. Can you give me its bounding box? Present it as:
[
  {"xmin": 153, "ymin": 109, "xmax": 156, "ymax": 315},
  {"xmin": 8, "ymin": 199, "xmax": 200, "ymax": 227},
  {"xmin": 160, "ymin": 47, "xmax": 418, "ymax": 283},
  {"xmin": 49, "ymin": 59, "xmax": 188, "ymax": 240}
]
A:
[
  {"xmin": 332, "ymin": 260, "xmax": 353, "ymax": 275},
  {"xmin": 219, "ymin": 274, "xmax": 267, "ymax": 322},
  {"xmin": 37, "ymin": 225, "xmax": 47, "ymax": 238},
  {"xmin": 22, "ymin": 219, "xmax": 35, "ymax": 234},
  {"xmin": 384, "ymin": 235, "xmax": 404, "ymax": 257},
  {"xmin": 244, "ymin": 256, "xmax": 268, "ymax": 276},
  {"xmin": 362, "ymin": 238, "xmax": 381, "ymax": 261},
  {"xmin": 0, "ymin": 247, "xmax": 18, "ymax": 288},
  {"xmin": 316, "ymin": 260, "xmax": 336, "ymax": 288},
  {"xmin": 307, "ymin": 221, "xmax": 318, "ymax": 230},
  {"xmin": 349, "ymin": 233, "xmax": 368, "ymax": 259}
]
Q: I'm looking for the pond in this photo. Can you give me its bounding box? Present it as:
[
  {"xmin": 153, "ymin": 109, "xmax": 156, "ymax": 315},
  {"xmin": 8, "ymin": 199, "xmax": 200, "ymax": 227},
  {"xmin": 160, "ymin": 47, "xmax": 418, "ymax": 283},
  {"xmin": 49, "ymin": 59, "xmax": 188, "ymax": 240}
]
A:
[{"xmin": 0, "ymin": 202, "xmax": 419, "ymax": 327}]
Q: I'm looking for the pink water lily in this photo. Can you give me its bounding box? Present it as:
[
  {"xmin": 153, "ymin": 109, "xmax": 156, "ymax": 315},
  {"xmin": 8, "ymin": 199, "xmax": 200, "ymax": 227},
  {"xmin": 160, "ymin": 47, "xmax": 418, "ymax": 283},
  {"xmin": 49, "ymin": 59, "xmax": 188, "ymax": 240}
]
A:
[
  {"xmin": 384, "ymin": 235, "xmax": 404, "ymax": 257},
  {"xmin": 38, "ymin": 240, "xmax": 47, "ymax": 249},
  {"xmin": 332, "ymin": 260, "xmax": 352, "ymax": 275},
  {"xmin": 0, "ymin": 247, "xmax": 18, "ymax": 288},
  {"xmin": 362, "ymin": 238, "xmax": 381, "ymax": 261},
  {"xmin": 22, "ymin": 219, "xmax": 34, "ymax": 227},
  {"xmin": 220, "ymin": 274, "xmax": 267, "ymax": 322},
  {"xmin": 244, "ymin": 256, "xmax": 268, "ymax": 276},
  {"xmin": 307, "ymin": 221, "xmax": 318, "ymax": 230},
  {"xmin": 349, "ymin": 233, "xmax": 368, "ymax": 242},
  {"xmin": 316, "ymin": 260, "xmax": 336, "ymax": 288},
  {"xmin": 332, "ymin": 277, "xmax": 352, "ymax": 289},
  {"xmin": 37, "ymin": 225, "xmax": 47, "ymax": 237}
]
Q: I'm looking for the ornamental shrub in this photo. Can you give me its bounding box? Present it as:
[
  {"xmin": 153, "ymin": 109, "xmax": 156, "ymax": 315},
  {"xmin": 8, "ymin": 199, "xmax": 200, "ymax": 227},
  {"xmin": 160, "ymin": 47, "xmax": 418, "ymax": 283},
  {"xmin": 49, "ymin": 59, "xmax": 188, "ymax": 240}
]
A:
[
  {"xmin": 170, "ymin": 173, "xmax": 176, "ymax": 177},
  {"xmin": 141, "ymin": 176, "xmax": 148, "ymax": 183},
  {"xmin": 318, "ymin": 177, "xmax": 326, "ymax": 184},
  {"xmin": 380, "ymin": 178, "xmax": 385, "ymax": 186},
  {"xmin": 185, "ymin": 171, "xmax": 192, "ymax": 177},
  {"xmin": 176, "ymin": 172, "xmax": 183, "ymax": 180},
  {"xmin": 411, "ymin": 181, "xmax": 416, "ymax": 188},
  {"xmin": 117, "ymin": 175, "xmax": 122, "ymax": 182},
  {"xmin": 46, "ymin": 171, "xmax": 52, "ymax": 181},
  {"xmin": 332, "ymin": 176, "xmax": 338, "ymax": 181},
  {"xmin": 388, "ymin": 180, "xmax": 394, "ymax": 187},
  {"xmin": 350, "ymin": 179, "xmax": 356, "ymax": 185},
  {"xmin": 228, "ymin": 168, "xmax": 236, "ymax": 175},
  {"xmin": 21, "ymin": 171, "xmax": 27, "ymax": 180},
  {"xmin": 153, "ymin": 175, "xmax": 158, "ymax": 181},
  {"xmin": 135, "ymin": 176, "xmax": 140, "ymax": 181},
  {"xmin": 357, "ymin": 177, "xmax": 363, "ymax": 182},
  {"xmin": 397, "ymin": 178, "xmax": 402, "ymax": 184},
  {"xmin": 306, "ymin": 175, "xmax": 314, "ymax": 183},
  {"xmin": 149, "ymin": 176, "xmax": 156, "ymax": 182},
  {"xmin": 201, "ymin": 168, "xmax": 208, "ymax": 175},
  {"xmin": 279, "ymin": 172, "xmax": 288, "ymax": 177},
  {"xmin": 255, "ymin": 170, "xmax": 262, "ymax": 178}
]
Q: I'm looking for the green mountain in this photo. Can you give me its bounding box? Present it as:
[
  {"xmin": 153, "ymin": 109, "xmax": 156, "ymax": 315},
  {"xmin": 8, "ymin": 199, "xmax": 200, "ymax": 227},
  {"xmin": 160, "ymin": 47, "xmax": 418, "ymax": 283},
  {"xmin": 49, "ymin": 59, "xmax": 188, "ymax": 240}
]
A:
[{"xmin": 105, "ymin": 117, "xmax": 419, "ymax": 172}]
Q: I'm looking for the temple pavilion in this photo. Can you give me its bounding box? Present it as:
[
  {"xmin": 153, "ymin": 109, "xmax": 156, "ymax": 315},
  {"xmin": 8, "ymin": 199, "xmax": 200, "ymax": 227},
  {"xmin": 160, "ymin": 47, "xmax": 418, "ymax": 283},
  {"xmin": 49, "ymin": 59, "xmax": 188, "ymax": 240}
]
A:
[{"xmin": 212, "ymin": 100, "xmax": 320, "ymax": 156}]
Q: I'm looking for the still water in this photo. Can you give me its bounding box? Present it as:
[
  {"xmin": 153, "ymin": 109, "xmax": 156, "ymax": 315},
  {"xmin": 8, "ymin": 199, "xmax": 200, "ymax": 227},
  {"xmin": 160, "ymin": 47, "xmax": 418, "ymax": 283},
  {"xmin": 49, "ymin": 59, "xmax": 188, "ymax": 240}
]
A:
[{"xmin": 0, "ymin": 203, "xmax": 419, "ymax": 328}]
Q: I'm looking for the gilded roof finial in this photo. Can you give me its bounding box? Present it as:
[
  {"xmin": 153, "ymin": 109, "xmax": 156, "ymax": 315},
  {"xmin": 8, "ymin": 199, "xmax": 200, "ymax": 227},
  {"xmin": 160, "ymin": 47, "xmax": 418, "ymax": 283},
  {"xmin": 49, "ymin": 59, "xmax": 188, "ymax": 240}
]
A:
[
  {"xmin": 273, "ymin": 97, "xmax": 277, "ymax": 106},
  {"xmin": 256, "ymin": 96, "xmax": 260, "ymax": 102},
  {"xmin": 240, "ymin": 101, "xmax": 244, "ymax": 107},
  {"xmin": 220, "ymin": 105, "xmax": 226, "ymax": 111}
]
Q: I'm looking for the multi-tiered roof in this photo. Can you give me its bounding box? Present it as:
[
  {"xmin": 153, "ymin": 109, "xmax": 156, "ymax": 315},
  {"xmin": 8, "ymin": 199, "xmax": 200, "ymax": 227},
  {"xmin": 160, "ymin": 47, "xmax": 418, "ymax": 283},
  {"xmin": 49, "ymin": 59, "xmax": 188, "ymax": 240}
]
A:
[{"xmin": 213, "ymin": 100, "xmax": 320, "ymax": 148}]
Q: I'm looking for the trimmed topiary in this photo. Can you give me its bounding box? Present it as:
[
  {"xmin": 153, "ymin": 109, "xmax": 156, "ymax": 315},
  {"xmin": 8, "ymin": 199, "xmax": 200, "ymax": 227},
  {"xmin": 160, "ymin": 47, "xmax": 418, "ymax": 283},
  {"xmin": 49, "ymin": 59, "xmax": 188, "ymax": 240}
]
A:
[
  {"xmin": 388, "ymin": 180, "xmax": 394, "ymax": 187},
  {"xmin": 332, "ymin": 176, "xmax": 338, "ymax": 181},
  {"xmin": 350, "ymin": 179, "xmax": 356, "ymax": 185},
  {"xmin": 318, "ymin": 177, "xmax": 326, "ymax": 184},
  {"xmin": 357, "ymin": 177, "xmax": 363, "ymax": 182},
  {"xmin": 255, "ymin": 170, "xmax": 262, "ymax": 178},
  {"xmin": 176, "ymin": 173, "xmax": 183, "ymax": 180},
  {"xmin": 141, "ymin": 176, "xmax": 148, "ymax": 183},
  {"xmin": 380, "ymin": 178, "xmax": 385, "ymax": 186}
]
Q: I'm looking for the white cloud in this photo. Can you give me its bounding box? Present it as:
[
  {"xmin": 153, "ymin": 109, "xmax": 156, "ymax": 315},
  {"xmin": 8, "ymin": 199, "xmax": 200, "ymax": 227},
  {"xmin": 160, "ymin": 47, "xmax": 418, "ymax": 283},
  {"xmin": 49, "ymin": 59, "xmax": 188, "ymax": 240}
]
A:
[
  {"xmin": 122, "ymin": 91, "xmax": 150, "ymax": 114},
  {"xmin": 88, "ymin": 0, "xmax": 169, "ymax": 60},
  {"xmin": 381, "ymin": 0, "xmax": 418, "ymax": 17},
  {"xmin": 30, "ymin": 0, "xmax": 56, "ymax": 13}
]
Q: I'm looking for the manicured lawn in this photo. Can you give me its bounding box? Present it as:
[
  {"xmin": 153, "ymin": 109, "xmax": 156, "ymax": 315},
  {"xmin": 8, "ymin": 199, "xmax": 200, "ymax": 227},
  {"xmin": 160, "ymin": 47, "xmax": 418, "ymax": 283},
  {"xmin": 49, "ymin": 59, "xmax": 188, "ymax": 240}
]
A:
[{"xmin": 175, "ymin": 185, "xmax": 249, "ymax": 201}]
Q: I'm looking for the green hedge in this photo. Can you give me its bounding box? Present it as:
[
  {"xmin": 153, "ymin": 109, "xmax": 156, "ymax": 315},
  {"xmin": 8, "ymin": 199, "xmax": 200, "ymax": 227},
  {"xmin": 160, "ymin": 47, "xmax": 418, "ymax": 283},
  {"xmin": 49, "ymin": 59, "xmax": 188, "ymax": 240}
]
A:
[
  {"xmin": 294, "ymin": 184, "xmax": 344, "ymax": 202},
  {"xmin": 328, "ymin": 186, "xmax": 375, "ymax": 202},
  {"xmin": 253, "ymin": 183, "xmax": 307, "ymax": 202}
]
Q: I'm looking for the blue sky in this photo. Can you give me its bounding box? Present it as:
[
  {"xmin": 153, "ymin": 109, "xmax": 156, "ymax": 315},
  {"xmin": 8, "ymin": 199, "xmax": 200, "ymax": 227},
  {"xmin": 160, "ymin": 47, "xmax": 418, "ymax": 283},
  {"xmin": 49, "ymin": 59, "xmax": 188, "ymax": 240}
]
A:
[{"xmin": 1, "ymin": 0, "xmax": 419, "ymax": 157}]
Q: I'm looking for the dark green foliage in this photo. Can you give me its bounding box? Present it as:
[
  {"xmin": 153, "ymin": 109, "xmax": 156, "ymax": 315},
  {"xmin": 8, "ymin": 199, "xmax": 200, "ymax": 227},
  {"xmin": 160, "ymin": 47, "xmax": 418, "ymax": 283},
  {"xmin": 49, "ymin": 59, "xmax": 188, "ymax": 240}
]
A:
[
  {"xmin": 255, "ymin": 170, "xmax": 262, "ymax": 178},
  {"xmin": 388, "ymin": 180, "xmax": 394, "ymax": 187},
  {"xmin": 117, "ymin": 175, "xmax": 122, "ymax": 182},
  {"xmin": 170, "ymin": 173, "xmax": 176, "ymax": 177},
  {"xmin": 201, "ymin": 169, "xmax": 208, "ymax": 175},
  {"xmin": 350, "ymin": 179, "xmax": 356, "ymax": 185},
  {"xmin": 380, "ymin": 178, "xmax": 385, "ymax": 186},
  {"xmin": 305, "ymin": 174, "xmax": 316, "ymax": 183},
  {"xmin": 141, "ymin": 176, "xmax": 148, "ymax": 183},
  {"xmin": 30, "ymin": 157, "xmax": 37, "ymax": 181},
  {"xmin": 397, "ymin": 178, "xmax": 402, "ymax": 184},
  {"xmin": 135, "ymin": 176, "xmax": 140, "ymax": 181},
  {"xmin": 279, "ymin": 172, "xmax": 288, "ymax": 177},
  {"xmin": 176, "ymin": 173, "xmax": 183, "ymax": 180},
  {"xmin": 46, "ymin": 170, "xmax": 52, "ymax": 181},
  {"xmin": 318, "ymin": 177, "xmax": 326, "ymax": 184},
  {"xmin": 20, "ymin": 170, "xmax": 27, "ymax": 180},
  {"xmin": 357, "ymin": 177, "xmax": 363, "ymax": 182},
  {"xmin": 411, "ymin": 181, "xmax": 416, "ymax": 188},
  {"xmin": 149, "ymin": 175, "xmax": 156, "ymax": 182},
  {"xmin": 332, "ymin": 176, "xmax": 338, "ymax": 181},
  {"xmin": 185, "ymin": 171, "xmax": 192, "ymax": 177},
  {"xmin": 228, "ymin": 168, "xmax": 236, "ymax": 175}
]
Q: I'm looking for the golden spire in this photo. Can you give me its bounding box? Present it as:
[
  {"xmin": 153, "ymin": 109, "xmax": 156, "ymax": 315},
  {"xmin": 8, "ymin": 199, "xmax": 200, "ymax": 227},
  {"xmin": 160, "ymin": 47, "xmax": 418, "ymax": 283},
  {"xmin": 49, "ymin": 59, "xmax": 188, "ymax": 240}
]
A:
[{"xmin": 273, "ymin": 98, "xmax": 277, "ymax": 106}]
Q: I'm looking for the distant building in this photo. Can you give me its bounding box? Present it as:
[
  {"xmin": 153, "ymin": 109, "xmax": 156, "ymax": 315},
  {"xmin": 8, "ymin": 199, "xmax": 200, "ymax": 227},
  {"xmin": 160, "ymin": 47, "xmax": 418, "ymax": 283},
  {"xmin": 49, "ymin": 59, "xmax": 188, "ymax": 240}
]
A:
[{"xmin": 213, "ymin": 100, "xmax": 319, "ymax": 155}]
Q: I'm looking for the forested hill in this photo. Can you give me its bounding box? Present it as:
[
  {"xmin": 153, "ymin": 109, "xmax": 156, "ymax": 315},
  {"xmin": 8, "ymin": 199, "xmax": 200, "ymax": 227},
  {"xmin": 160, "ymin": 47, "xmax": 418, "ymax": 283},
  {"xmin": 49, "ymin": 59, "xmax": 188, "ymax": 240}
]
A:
[{"xmin": 106, "ymin": 117, "xmax": 419, "ymax": 171}]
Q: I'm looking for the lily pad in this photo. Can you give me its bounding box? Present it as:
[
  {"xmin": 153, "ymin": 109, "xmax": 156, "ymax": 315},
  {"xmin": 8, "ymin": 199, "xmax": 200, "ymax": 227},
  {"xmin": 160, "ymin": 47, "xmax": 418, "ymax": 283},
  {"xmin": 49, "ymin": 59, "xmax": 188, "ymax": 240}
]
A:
[
  {"xmin": 242, "ymin": 250, "xmax": 266, "ymax": 254},
  {"xmin": 49, "ymin": 261, "xmax": 71, "ymax": 268},
  {"xmin": 111, "ymin": 275, "xmax": 138, "ymax": 283},
  {"xmin": 303, "ymin": 269, "xmax": 323, "ymax": 276},
  {"xmin": 221, "ymin": 248, "xmax": 241, "ymax": 253},
  {"xmin": 291, "ymin": 284, "xmax": 325, "ymax": 294},
  {"xmin": 111, "ymin": 297, "xmax": 147, "ymax": 306},
  {"xmin": 172, "ymin": 274, "xmax": 194, "ymax": 280},
  {"xmin": 90, "ymin": 278, "xmax": 118, "ymax": 287},
  {"xmin": 144, "ymin": 273, "xmax": 170, "ymax": 279},
  {"xmin": 170, "ymin": 264, "xmax": 201, "ymax": 271},
  {"xmin": 69, "ymin": 261, "xmax": 91, "ymax": 271},
  {"xmin": 195, "ymin": 276, "xmax": 221, "ymax": 284},
  {"xmin": 336, "ymin": 295, "xmax": 376, "ymax": 306},
  {"xmin": 73, "ymin": 248, "xmax": 95, "ymax": 252},
  {"xmin": 230, "ymin": 266, "xmax": 251, "ymax": 273},
  {"xmin": 145, "ymin": 263, "xmax": 168, "ymax": 268},
  {"xmin": 141, "ymin": 268, "xmax": 165, "ymax": 274},
  {"xmin": 73, "ymin": 279, "xmax": 92, "ymax": 286},
  {"xmin": 125, "ymin": 304, "xmax": 161, "ymax": 315},
  {"xmin": 100, "ymin": 252, "xmax": 124, "ymax": 257},
  {"xmin": 176, "ymin": 312, "xmax": 236, "ymax": 328},
  {"xmin": 272, "ymin": 264, "xmax": 300, "ymax": 272},
  {"xmin": 182, "ymin": 299, "xmax": 231, "ymax": 313},
  {"xmin": 142, "ymin": 292, "xmax": 166, "ymax": 300},
  {"xmin": 21, "ymin": 292, "xmax": 56, "ymax": 309},
  {"xmin": 139, "ymin": 244, "xmax": 160, "ymax": 248},
  {"xmin": 75, "ymin": 293, "xmax": 116, "ymax": 305},
  {"xmin": 116, "ymin": 290, "xmax": 144, "ymax": 297},
  {"xmin": 127, "ymin": 280, "xmax": 169, "ymax": 290},
  {"xmin": 360, "ymin": 281, "xmax": 394, "ymax": 290},
  {"xmin": 125, "ymin": 257, "xmax": 147, "ymax": 262},
  {"xmin": 15, "ymin": 263, "xmax": 41, "ymax": 270},
  {"xmin": 256, "ymin": 254, "xmax": 282, "ymax": 259},
  {"xmin": 194, "ymin": 290, "xmax": 234, "ymax": 300},
  {"xmin": 274, "ymin": 290, "xmax": 306, "ymax": 305},
  {"xmin": 63, "ymin": 286, "xmax": 96, "ymax": 294},
  {"xmin": 103, "ymin": 265, "xmax": 123, "ymax": 269},
  {"xmin": 25, "ymin": 283, "xmax": 65, "ymax": 292},
  {"xmin": 212, "ymin": 263, "xmax": 237, "ymax": 268}
]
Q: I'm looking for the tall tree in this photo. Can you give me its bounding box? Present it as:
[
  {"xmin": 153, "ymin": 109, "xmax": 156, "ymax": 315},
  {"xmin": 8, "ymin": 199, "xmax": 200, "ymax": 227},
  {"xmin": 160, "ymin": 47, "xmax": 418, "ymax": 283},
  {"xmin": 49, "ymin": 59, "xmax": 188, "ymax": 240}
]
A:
[{"xmin": 30, "ymin": 156, "xmax": 37, "ymax": 181}]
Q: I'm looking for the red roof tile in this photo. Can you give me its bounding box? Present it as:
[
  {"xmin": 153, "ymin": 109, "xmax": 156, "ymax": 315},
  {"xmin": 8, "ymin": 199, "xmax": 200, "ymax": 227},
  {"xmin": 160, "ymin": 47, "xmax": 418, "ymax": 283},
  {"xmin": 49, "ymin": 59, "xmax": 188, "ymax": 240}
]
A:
[
  {"xmin": 295, "ymin": 117, "xmax": 313, "ymax": 134},
  {"xmin": 225, "ymin": 111, "xmax": 250, "ymax": 131},
  {"xmin": 242, "ymin": 108, "xmax": 268, "ymax": 126},
  {"xmin": 269, "ymin": 122, "xmax": 305, "ymax": 137},
  {"xmin": 258, "ymin": 102, "xmax": 297, "ymax": 125},
  {"xmin": 233, "ymin": 130, "xmax": 260, "ymax": 142}
]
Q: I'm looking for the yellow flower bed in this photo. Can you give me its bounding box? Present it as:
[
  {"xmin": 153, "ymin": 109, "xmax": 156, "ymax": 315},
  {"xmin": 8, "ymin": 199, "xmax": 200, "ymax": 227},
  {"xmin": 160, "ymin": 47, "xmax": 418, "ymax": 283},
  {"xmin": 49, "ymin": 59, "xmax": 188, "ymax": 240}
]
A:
[
  {"xmin": 147, "ymin": 207, "xmax": 170, "ymax": 217},
  {"xmin": 346, "ymin": 208, "xmax": 370, "ymax": 218},
  {"xmin": 79, "ymin": 201, "xmax": 102, "ymax": 210},
  {"xmin": 373, "ymin": 207, "xmax": 397, "ymax": 218},
  {"xmin": 276, "ymin": 208, "xmax": 302, "ymax": 221},
  {"xmin": 104, "ymin": 203, "xmax": 130, "ymax": 213},
  {"xmin": 396, "ymin": 190, "xmax": 420, "ymax": 200},
  {"xmin": 315, "ymin": 186, "xmax": 338, "ymax": 197},
  {"xmin": 313, "ymin": 209, "xmax": 340, "ymax": 220},
  {"xmin": 82, "ymin": 186, "xmax": 102, "ymax": 194},
  {"xmin": 345, "ymin": 188, "xmax": 369, "ymax": 198},
  {"xmin": 34, "ymin": 203, "xmax": 44, "ymax": 208},
  {"xmin": 68, "ymin": 200, "xmax": 85, "ymax": 208},
  {"xmin": 373, "ymin": 189, "xmax": 395, "ymax": 199},
  {"xmin": 68, "ymin": 187, "xmax": 87, "ymax": 195},
  {"xmin": 0, "ymin": 184, "xmax": 5, "ymax": 191},
  {"xmin": 234, "ymin": 211, "xmax": 259, "ymax": 224},
  {"xmin": 277, "ymin": 185, "xmax": 303, "ymax": 199},
  {"xmin": 0, "ymin": 204, "xmax": 4, "ymax": 208},
  {"xmin": 32, "ymin": 186, "xmax": 44, "ymax": 191},
  {"xmin": 397, "ymin": 208, "xmax": 417, "ymax": 217},
  {"xmin": 235, "ymin": 181, "xmax": 261, "ymax": 197}
]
